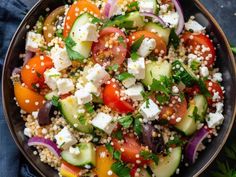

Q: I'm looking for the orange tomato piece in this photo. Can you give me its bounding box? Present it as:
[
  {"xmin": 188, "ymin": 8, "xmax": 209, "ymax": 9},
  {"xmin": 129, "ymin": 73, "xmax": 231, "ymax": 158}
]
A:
[
  {"xmin": 60, "ymin": 161, "xmax": 82, "ymax": 177},
  {"xmin": 14, "ymin": 82, "xmax": 45, "ymax": 113},
  {"xmin": 95, "ymin": 146, "xmax": 117, "ymax": 177},
  {"xmin": 63, "ymin": 0, "xmax": 101, "ymax": 38},
  {"xmin": 128, "ymin": 30, "xmax": 167, "ymax": 56}
]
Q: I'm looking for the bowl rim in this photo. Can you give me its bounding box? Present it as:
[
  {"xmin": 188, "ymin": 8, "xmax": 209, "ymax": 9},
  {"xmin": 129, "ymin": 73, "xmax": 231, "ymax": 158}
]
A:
[{"xmin": 1, "ymin": 0, "xmax": 236, "ymax": 177}]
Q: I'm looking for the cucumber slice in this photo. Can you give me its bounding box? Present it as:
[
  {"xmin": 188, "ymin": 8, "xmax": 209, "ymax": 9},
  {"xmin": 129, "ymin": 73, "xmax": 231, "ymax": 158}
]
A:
[
  {"xmin": 139, "ymin": 168, "xmax": 152, "ymax": 177},
  {"xmin": 172, "ymin": 60, "xmax": 198, "ymax": 87},
  {"xmin": 59, "ymin": 96, "xmax": 93, "ymax": 133},
  {"xmin": 144, "ymin": 22, "xmax": 171, "ymax": 44},
  {"xmin": 61, "ymin": 142, "xmax": 96, "ymax": 167},
  {"xmin": 193, "ymin": 94, "xmax": 208, "ymax": 122},
  {"xmin": 69, "ymin": 13, "xmax": 93, "ymax": 58},
  {"xmin": 142, "ymin": 60, "xmax": 172, "ymax": 86},
  {"xmin": 175, "ymin": 103, "xmax": 197, "ymax": 136},
  {"xmin": 125, "ymin": 11, "xmax": 145, "ymax": 28},
  {"xmin": 45, "ymin": 91, "xmax": 58, "ymax": 100},
  {"xmin": 149, "ymin": 147, "xmax": 182, "ymax": 177}
]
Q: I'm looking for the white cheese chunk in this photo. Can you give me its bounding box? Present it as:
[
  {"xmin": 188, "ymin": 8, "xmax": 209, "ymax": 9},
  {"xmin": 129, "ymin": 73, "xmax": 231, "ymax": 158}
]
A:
[
  {"xmin": 55, "ymin": 127, "xmax": 77, "ymax": 150},
  {"xmin": 206, "ymin": 112, "xmax": 224, "ymax": 128},
  {"xmin": 25, "ymin": 31, "xmax": 45, "ymax": 52},
  {"xmin": 213, "ymin": 72, "xmax": 223, "ymax": 82},
  {"xmin": 138, "ymin": 0, "xmax": 156, "ymax": 13},
  {"xmin": 23, "ymin": 127, "xmax": 32, "ymax": 138},
  {"xmin": 140, "ymin": 99, "xmax": 160, "ymax": 121},
  {"xmin": 215, "ymin": 102, "xmax": 224, "ymax": 113},
  {"xmin": 69, "ymin": 146, "xmax": 80, "ymax": 155},
  {"xmin": 75, "ymin": 89, "xmax": 92, "ymax": 105},
  {"xmin": 86, "ymin": 64, "xmax": 110, "ymax": 87},
  {"xmin": 122, "ymin": 77, "xmax": 136, "ymax": 88},
  {"xmin": 84, "ymin": 82, "xmax": 101, "ymax": 97},
  {"xmin": 91, "ymin": 113, "xmax": 116, "ymax": 135},
  {"xmin": 159, "ymin": 4, "xmax": 169, "ymax": 14},
  {"xmin": 199, "ymin": 66, "xmax": 209, "ymax": 77},
  {"xmin": 128, "ymin": 57, "xmax": 145, "ymax": 80},
  {"xmin": 56, "ymin": 78, "xmax": 74, "ymax": 95},
  {"xmin": 71, "ymin": 23, "xmax": 98, "ymax": 42},
  {"xmin": 160, "ymin": 12, "xmax": 179, "ymax": 28},
  {"xmin": 124, "ymin": 83, "xmax": 144, "ymax": 101},
  {"xmin": 172, "ymin": 86, "xmax": 179, "ymax": 94},
  {"xmin": 185, "ymin": 19, "xmax": 205, "ymax": 33},
  {"xmin": 44, "ymin": 68, "xmax": 61, "ymax": 90},
  {"xmin": 137, "ymin": 38, "xmax": 156, "ymax": 58},
  {"xmin": 50, "ymin": 46, "xmax": 72, "ymax": 71}
]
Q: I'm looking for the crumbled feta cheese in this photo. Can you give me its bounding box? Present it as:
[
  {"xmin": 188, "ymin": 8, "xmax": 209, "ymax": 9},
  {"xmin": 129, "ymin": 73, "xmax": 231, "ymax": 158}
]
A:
[
  {"xmin": 91, "ymin": 113, "xmax": 116, "ymax": 135},
  {"xmin": 25, "ymin": 31, "xmax": 45, "ymax": 52},
  {"xmin": 55, "ymin": 127, "xmax": 77, "ymax": 150},
  {"xmin": 56, "ymin": 78, "xmax": 74, "ymax": 95},
  {"xmin": 137, "ymin": 38, "xmax": 156, "ymax": 58},
  {"xmin": 160, "ymin": 12, "xmax": 179, "ymax": 28},
  {"xmin": 71, "ymin": 23, "xmax": 98, "ymax": 42},
  {"xmin": 159, "ymin": 4, "xmax": 169, "ymax": 14},
  {"xmin": 138, "ymin": 0, "xmax": 156, "ymax": 13},
  {"xmin": 185, "ymin": 19, "xmax": 205, "ymax": 33},
  {"xmin": 32, "ymin": 111, "xmax": 38, "ymax": 119},
  {"xmin": 122, "ymin": 77, "xmax": 136, "ymax": 88},
  {"xmin": 24, "ymin": 128, "xmax": 32, "ymax": 137},
  {"xmin": 84, "ymin": 82, "xmax": 101, "ymax": 96},
  {"xmin": 215, "ymin": 102, "xmax": 224, "ymax": 113},
  {"xmin": 212, "ymin": 72, "xmax": 223, "ymax": 82},
  {"xmin": 69, "ymin": 146, "xmax": 80, "ymax": 155},
  {"xmin": 206, "ymin": 112, "xmax": 224, "ymax": 128},
  {"xmin": 86, "ymin": 64, "xmax": 110, "ymax": 87},
  {"xmin": 199, "ymin": 66, "xmax": 209, "ymax": 77},
  {"xmin": 44, "ymin": 68, "xmax": 61, "ymax": 90},
  {"xmin": 75, "ymin": 89, "xmax": 92, "ymax": 105},
  {"xmin": 128, "ymin": 57, "xmax": 145, "ymax": 80},
  {"xmin": 212, "ymin": 92, "xmax": 221, "ymax": 102},
  {"xmin": 124, "ymin": 83, "xmax": 144, "ymax": 101},
  {"xmin": 172, "ymin": 86, "xmax": 179, "ymax": 94},
  {"xmin": 50, "ymin": 45, "xmax": 72, "ymax": 71},
  {"xmin": 140, "ymin": 99, "xmax": 160, "ymax": 121}
]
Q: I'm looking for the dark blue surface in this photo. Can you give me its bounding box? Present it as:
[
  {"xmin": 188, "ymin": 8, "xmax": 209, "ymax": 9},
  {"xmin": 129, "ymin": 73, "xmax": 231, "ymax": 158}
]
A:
[{"xmin": 0, "ymin": 0, "xmax": 235, "ymax": 177}]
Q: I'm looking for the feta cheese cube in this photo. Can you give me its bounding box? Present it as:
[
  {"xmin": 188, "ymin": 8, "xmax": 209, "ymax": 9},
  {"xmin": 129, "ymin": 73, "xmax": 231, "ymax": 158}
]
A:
[
  {"xmin": 124, "ymin": 83, "xmax": 144, "ymax": 101},
  {"xmin": 172, "ymin": 86, "xmax": 179, "ymax": 94},
  {"xmin": 50, "ymin": 46, "xmax": 72, "ymax": 71},
  {"xmin": 86, "ymin": 64, "xmax": 110, "ymax": 87},
  {"xmin": 140, "ymin": 99, "xmax": 160, "ymax": 121},
  {"xmin": 56, "ymin": 78, "xmax": 74, "ymax": 95},
  {"xmin": 91, "ymin": 113, "xmax": 116, "ymax": 135},
  {"xmin": 44, "ymin": 68, "xmax": 61, "ymax": 90},
  {"xmin": 122, "ymin": 77, "xmax": 136, "ymax": 88},
  {"xmin": 185, "ymin": 19, "xmax": 205, "ymax": 33},
  {"xmin": 199, "ymin": 66, "xmax": 209, "ymax": 77},
  {"xmin": 159, "ymin": 4, "xmax": 169, "ymax": 14},
  {"xmin": 213, "ymin": 72, "xmax": 223, "ymax": 82},
  {"xmin": 55, "ymin": 127, "xmax": 77, "ymax": 150},
  {"xmin": 215, "ymin": 102, "xmax": 224, "ymax": 113},
  {"xmin": 75, "ymin": 89, "xmax": 92, "ymax": 105},
  {"xmin": 71, "ymin": 23, "xmax": 98, "ymax": 42},
  {"xmin": 23, "ymin": 127, "xmax": 32, "ymax": 138},
  {"xmin": 84, "ymin": 82, "xmax": 101, "ymax": 96},
  {"xmin": 138, "ymin": 0, "xmax": 155, "ymax": 13},
  {"xmin": 69, "ymin": 146, "xmax": 80, "ymax": 155},
  {"xmin": 25, "ymin": 31, "xmax": 45, "ymax": 52},
  {"xmin": 206, "ymin": 112, "xmax": 224, "ymax": 128},
  {"xmin": 128, "ymin": 57, "xmax": 145, "ymax": 80},
  {"xmin": 137, "ymin": 38, "xmax": 156, "ymax": 58},
  {"xmin": 160, "ymin": 12, "xmax": 179, "ymax": 28}
]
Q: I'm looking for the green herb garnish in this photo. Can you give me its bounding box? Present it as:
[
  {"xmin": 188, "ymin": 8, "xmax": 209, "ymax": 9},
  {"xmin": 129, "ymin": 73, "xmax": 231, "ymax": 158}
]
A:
[
  {"xmin": 118, "ymin": 115, "xmax": 133, "ymax": 128},
  {"xmin": 150, "ymin": 76, "xmax": 173, "ymax": 96},
  {"xmin": 131, "ymin": 35, "xmax": 145, "ymax": 52},
  {"xmin": 78, "ymin": 115, "xmax": 86, "ymax": 125},
  {"xmin": 169, "ymin": 28, "xmax": 180, "ymax": 50},
  {"xmin": 65, "ymin": 36, "xmax": 85, "ymax": 61},
  {"xmin": 140, "ymin": 150, "xmax": 159, "ymax": 165},
  {"xmin": 117, "ymin": 72, "xmax": 134, "ymax": 81},
  {"xmin": 190, "ymin": 60, "xmax": 201, "ymax": 71},
  {"xmin": 51, "ymin": 96, "xmax": 59, "ymax": 107},
  {"xmin": 112, "ymin": 130, "xmax": 123, "ymax": 140},
  {"xmin": 131, "ymin": 52, "xmax": 140, "ymax": 61},
  {"xmin": 108, "ymin": 64, "xmax": 119, "ymax": 72},
  {"xmin": 111, "ymin": 162, "xmax": 131, "ymax": 177},
  {"xmin": 134, "ymin": 115, "xmax": 142, "ymax": 136},
  {"xmin": 84, "ymin": 103, "xmax": 95, "ymax": 113}
]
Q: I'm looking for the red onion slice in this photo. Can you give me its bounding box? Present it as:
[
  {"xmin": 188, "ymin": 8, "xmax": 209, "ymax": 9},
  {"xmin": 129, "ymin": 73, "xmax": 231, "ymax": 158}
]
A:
[
  {"xmin": 172, "ymin": 0, "xmax": 184, "ymax": 35},
  {"xmin": 140, "ymin": 12, "xmax": 166, "ymax": 27},
  {"xmin": 12, "ymin": 67, "xmax": 21, "ymax": 75},
  {"xmin": 28, "ymin": 136, "xmax": 61, "ymax": 158},
  {"xmin": 23, "ymin": 51, "xmax": 34, "ymax": 66},
  {"xmin": 185, "ymin": 127, "xmax": 209, "ymax": 164},
  {"xmin": 103, "ymin": 0, "xmax": 118, "ymax": 18}
]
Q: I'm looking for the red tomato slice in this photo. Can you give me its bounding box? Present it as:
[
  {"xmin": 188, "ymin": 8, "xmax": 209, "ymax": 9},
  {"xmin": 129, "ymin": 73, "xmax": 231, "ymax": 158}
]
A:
[
  {"xmin": 181, "ymin": 32, "xmax": 216, "ymax": 68},
  {"xmin": 92, "ymin": 27, "xmax": 127, "ymax": 67},
  {"xmin": 205, "ymin": 80, "xmax": 223, "ymax": 105},
  {"xmin": 103, "ymin": 81, "xmax": 134, "ymax": 113},
  {"xmin": 185, "ymin": 85, "xmax": 201, "ymax": 97},
  {"xmin": 160, "ymin": 96, "xmax": 187, "ymax": 125},
  {"xmin": 128, "ymin": 30, "xmax": 167, "ymax": 56},
  {"xmin": 60, "ymin": 160, "xmax": 82, "ymax": 177},
  {"xmin": 21, "ymin": 55, "xmax": 54, "ymax": 91},
  {"xmin": 112, "ymin": 134, "xmax": 149, "ymax": 165},
  {"xmin": 130, "ymin": 166, "xmax": 138, "ymax": 177}
]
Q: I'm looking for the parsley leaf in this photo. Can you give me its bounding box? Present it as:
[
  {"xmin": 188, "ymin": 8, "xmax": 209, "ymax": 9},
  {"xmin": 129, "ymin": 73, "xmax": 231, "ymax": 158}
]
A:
[
  {"xmin": 56, "ymin": 29, "xmax": 63, "ymax": 38},
  {"xmin": 169, "ymin": 28, "xmax": 180, "ymax": 50},
  {"xmin": 189, "ymin": 106, "xmax": 202, "ymax": 122},
  {"xmin": 131, "ymin": 52, "xmax": 140, "ymax": 61},
  {"xmin": 65, "ymin": 36, "xmax": 85, "ymax": 61},
  {"xmin": 105, "ymin": 143, "xmax": 114, "ymax": 155},
  {"xmin": 51, "ymin": 96, "xmax": 59, "ymax": 107},
  {"xmin": 198, "ymin": 79, "xmax": 211, "ymax": 98},
  {"xmin": 78, "ymin": 115, "xmax": 86, "ymax": 125},
  {"xmin": 117, "ymin": 72, "xmax": 134, "ymax": 81},
  {"xmin": 108, "ymin": 64, "xmax": 119, "ymax": 72},
  {"xmin": 118, "ymin": 36, "xmax": 125, "ymax": 43},
  {"xmin": 166, "ymin": 135, "xmax": 185, "ymax": 147},
  {"xmin": 134, "ymin": 115, "xmax": 142, "ymax": 136},
  {"xmin": 113, "ymin": 151, "xmax": 121, "ymax": 161},
  {"xmin": 140, "ymin": 150, "xmax": 159, "ymax": 165},
  {"xmin": 156, "ymin": 94, "xmax": 170, "ymax": 105},
  {"xmin": 141, "ymin": 91, "xmax": 151, "ymax": 108},
  {"xmin": 84, "ymin": 103, "xmax": 95, "ymax": 113},
  {"xmin": 111, "ymin": 162, "xmax": 131, "ymax": 177},
  {"xmin": 131, "ymin": 35, "xmax": 145, "ymax": 52},
  {"xmin": 91, "ymin": 17, "xmax": 102, "ymax": 24},
  {"xmin": 190, "ymin": 60, "xmax": 201, "ymax": 71},
  {"xmin": 35, "ymin": 16, "xmax": 44, "ymax": 34},
  {"xmin": 150, "ymin": 76, "xmax": 173, "ymax": 96},
  {"xmin": 127, "ymin": 1, "xmax": 139, "ymax": 10},
  {"xmin": 118, "ymin": 115, "xmax": 133, "ymax": 128},
  {"xmin": 112, "ymin": 130, "xmax": 123, "ymax": 140}
]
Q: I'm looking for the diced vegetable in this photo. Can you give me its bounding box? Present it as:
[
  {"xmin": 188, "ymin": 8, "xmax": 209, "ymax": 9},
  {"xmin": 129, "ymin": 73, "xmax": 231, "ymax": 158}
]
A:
[
  {"xmin": 37, "ymin": 101, "xmax": 54, "ymax": 126},
  {"xmin": 60, "ymin": 161, "xmax": 82, "ymax": 177}
]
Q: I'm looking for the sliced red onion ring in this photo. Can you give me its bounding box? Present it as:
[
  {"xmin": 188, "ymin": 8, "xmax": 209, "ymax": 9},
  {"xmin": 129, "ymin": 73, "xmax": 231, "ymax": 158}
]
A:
[
  {"xmin": 185, "ymin": 127, "xmax": 209, "ymax": 164},
  {"xmin": 28, "ymin": 136, "xmax": 61, "ymax": 158},
  {"xmin": 140, "ymin": 12, "xmax": 166, "ymax": 27},
  {"xmin": 103, "ymin": 0, "xmax": 118, "ymax": 18},
  {"xmin": 12, "ymin": 67, "xmax": 21, "ymax": 75},
  {"xmin": 23, "ymin": 51, "xmax": 34, "ymax": 66},
  {"xmin": 172, "ymin": 0, "xmax": 184, "ymax": 35}
]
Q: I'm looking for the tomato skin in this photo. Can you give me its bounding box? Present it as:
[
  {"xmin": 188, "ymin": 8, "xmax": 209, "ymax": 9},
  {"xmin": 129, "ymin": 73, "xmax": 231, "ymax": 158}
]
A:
[
  {"xmin": 185, "ymin": 85, "xmax": 201, "ymax": 97},
  {"xmin": 92, "ymin": 27, "xmax": 127, "ymax": 67},
  {"xmin": 128, "ymin": 30, "xmax": 167, "ymax": 56},
  {"xmin": 103, "ymin": 81, "xmax": 134, "ymax": 114},
  {"xmin": 60, "ymin": 160, "xmax": 82, "ymax": 177},
  {"xmin": 21, "ymin": 55, "xmax": 54, "ymax": 90},
  {"xmin": 181, "ymin": 32, "xmax": 216, "ymax": 68},
  {"xmin": 205, "ymin": 80, "xmax": 223, "ymax": 105},
  {"xmin": 130, "ymin": 166, "xmax": 138, "ymax": 177}
]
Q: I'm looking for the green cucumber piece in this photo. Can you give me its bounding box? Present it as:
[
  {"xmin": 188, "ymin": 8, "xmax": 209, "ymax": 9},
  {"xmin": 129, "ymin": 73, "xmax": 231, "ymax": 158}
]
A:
[
  {"xmin": 45, "ymin": 91, "xmax": 58, "ymax": 100},
  {"xmin": 61, "ymin": 142, "xmax": 96, "ymax": 167},
  {"xmin": 175, "ymin": 103, "xmax": 197, "ymax": 136},
  {"xmin": 144, "ymin": 22, "xmax": 171, "ymax": 44},
  {"xmin": 172, "ymin": 60, "xmax": 198, "ymax": 87},
  {"xmin": 149, "ymin": 147, "xmax": 182, "ymax": 177},
  {"xmin": 59, "ymin": 96, "xmax": 93, "ymax": 133},
  {"xmin": 69, "ymin": 13, "xmax": 93, "ymax": 58},
  {"xmin": 142, "ymin": 60, "xmax": 172, "ymax": 86},
  {"xmin": 193, "ymin": 94, "xmax": 208, "ymax": 122}
]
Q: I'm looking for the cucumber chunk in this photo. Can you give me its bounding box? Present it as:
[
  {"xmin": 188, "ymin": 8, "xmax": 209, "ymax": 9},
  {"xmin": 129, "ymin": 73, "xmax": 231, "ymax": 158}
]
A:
[
  {"xmin": 175, "ymin": 103, "xmax": 197, "ymax": 136},
  {"xmin": 149, "ymin": 147, "xmax": 182, "ymax": 177},
  {"xmin": 45, "ymin": 91, "xmax": 58, "ymax": 100},
  {"xmin": 59, "ymin": 96, "xmax": 93, "ymax": 133},
  {"xmin": 139, "ymin": 168, "xmax": 152, "ymax": 177},
  {"xmin": 142, "ymin": 60, "xmax": 172, "ymax": 86},
  {"xmin": 193, "ymin": 94, "xmax": 208, "ymax": 122},
  {"xmin": 144, "ymin": 22, "xmax": 171, "ymax": 44},
  {"xmin": 61, "ymin": 142, "xmax": 96, "ymax": 167}
]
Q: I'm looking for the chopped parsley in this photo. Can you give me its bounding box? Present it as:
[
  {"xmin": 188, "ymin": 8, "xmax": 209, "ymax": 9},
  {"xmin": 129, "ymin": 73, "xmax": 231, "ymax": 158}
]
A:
[
  {"xmin": 105, "ymin": 143, "xmax": 121, "ymax": 161},
  {"xmin": 35, "ymin": 16, "xmax": 44, "ymax": 34},
  {"xmin": 108, "ymin": 64, "xmax": 119, "ymax": 72},
  {"xmin": 127, "ymin": 1, "xmax": 139, "ymax": 10},
  {"xmin": 134, "ymin": 115, "xmax": 142, "ymax": 136},
  {"xmin": 150, "ymin": 76, "xmax": 173, "ymax": 96},
  {"xmin": 65, "ymin": 36, "xmax": 85, "ymax": 61},
  {"xmin": 118, "ymin": 36, "xmax": 125, "ymax": 43},
  {"xmin": 91, "ymin": 17, "xmax": 102, "ymax": 24},
  {"xmin": 113, "ymin": 150, "xmax": 121, "ymax": 161},
  {"xmin": 131, "ymin": 52, "xmax": 140, "ymax": 61},
  {"xmin": 189, "ymin": 106, "xmax": 202, "ymax": 122},
  {"xmin": 156, "ymin": 94, "xmax": 170, "ymax": 105},
  {"xmin": 117, "ymin": 72, "xmax": 134, "ymax": 81},
  {"xmin": 78, "ymin": 115, "xmax": 86, "ymax": 125},
  {"xmin": 84, "ymin": 103, "xmax": 95, "ymax": 113},
  {"xmin": 105, "ymin": 143, "xmax": 114, "ymax": 155},
  {"xmin": 51, "ymin": 96, "xmax": 59, "ymax": 107},
  {"xmin": 111, "ymin": 161, "xmax": 131, "ymax": 177},
  {"xmin": 112, "ymin": 130, "xmax": 123, "ymax": 140},
  {"xmin": 141, "ymin": 91, "xmax": 151, "ymax": 108},
  {"xmin": 169, "ymin": 28, "xmax": 180, "ymax": 50},
  {"xmin": 140, "ymin": 150, "xmax": 159, "ymax": 165},
  {"xmin": 166, "ymin": 135, "xmax": 185, "ymax": 147},
  {"xmin": 190, "ymin": 60, "xmax": 201, "ymax": 71},
  {"xmin": 56, "ymin": 29, "xmax": 63, "ymax": 38},
  {"xmin": 118, "ymin": 115, "xmax": 133, "ymax": 128},
  {"xmin": 131, "ymin": 35, "xmax": 145, "ymax": 52}
]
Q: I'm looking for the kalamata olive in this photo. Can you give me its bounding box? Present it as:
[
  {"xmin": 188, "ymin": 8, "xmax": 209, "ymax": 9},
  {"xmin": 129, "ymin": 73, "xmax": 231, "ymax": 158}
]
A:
[
  {"xmin": 37, "ymin": 101, "xmax": 55, "ymax": 126},
  {"xmin": 141, "ymin": 124, "xmax": 165, "ymax": 153}
]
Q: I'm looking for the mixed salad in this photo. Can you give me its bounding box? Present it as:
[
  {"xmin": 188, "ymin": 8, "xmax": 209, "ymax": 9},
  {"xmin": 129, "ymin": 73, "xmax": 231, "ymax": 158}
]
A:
[{"xmin": 11, "ymin": 0, "xmax": 225, "ymax": 176}]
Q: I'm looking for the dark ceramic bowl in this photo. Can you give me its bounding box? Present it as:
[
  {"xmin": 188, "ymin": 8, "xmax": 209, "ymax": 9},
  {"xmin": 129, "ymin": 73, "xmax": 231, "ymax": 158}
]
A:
[{"xmin": 2, "ymin": 0, "xmax": 236, "ymax": 176}]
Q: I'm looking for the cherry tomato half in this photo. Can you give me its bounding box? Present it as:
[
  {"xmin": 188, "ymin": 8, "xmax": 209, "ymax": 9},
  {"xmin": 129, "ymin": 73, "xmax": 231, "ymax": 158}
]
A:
[{"xmin": 205, "ymin": 80, "xmax": 223, "ymax": 105}]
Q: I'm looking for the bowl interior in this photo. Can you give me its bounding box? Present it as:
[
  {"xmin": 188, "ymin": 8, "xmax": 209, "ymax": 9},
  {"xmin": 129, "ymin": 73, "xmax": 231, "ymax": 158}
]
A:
[{"xmin": 2, "ymin": 0, "xmax": 236, "ymax": 177}]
